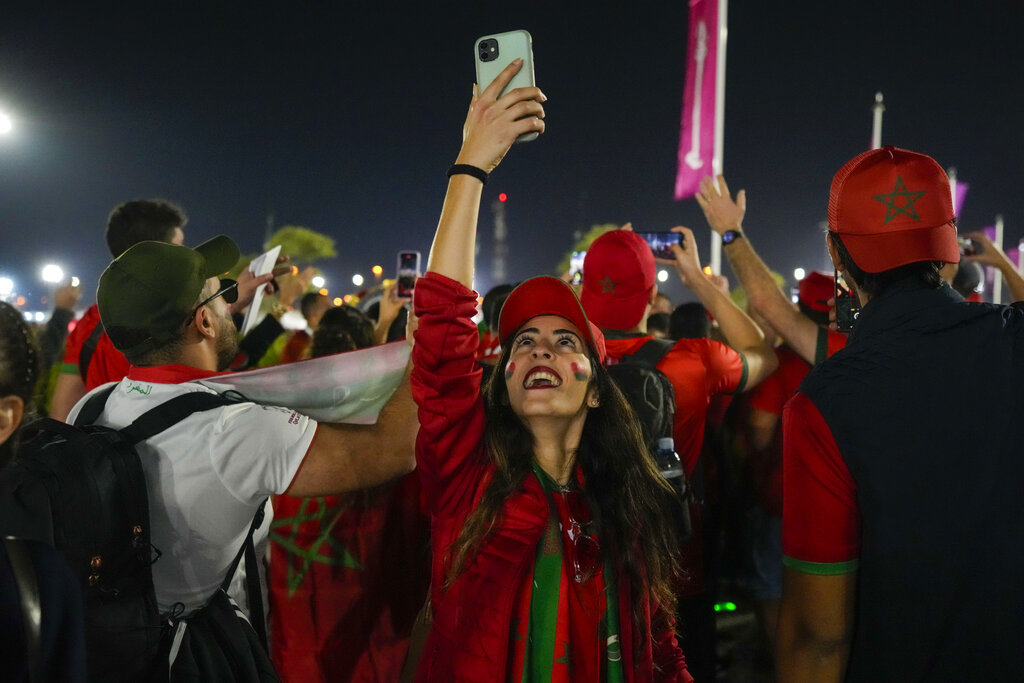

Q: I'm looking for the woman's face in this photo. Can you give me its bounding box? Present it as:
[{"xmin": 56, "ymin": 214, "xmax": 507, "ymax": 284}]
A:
[{"xmin": 503, "ymin": 315, "xmax": 596, "ymax": 421}]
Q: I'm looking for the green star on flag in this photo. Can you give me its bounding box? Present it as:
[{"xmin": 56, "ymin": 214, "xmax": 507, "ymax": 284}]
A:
[
  {"xmin": 599, "ymin": 275, "xmax": 617, "ymax": 293},
  {"xmin": 872, "ymin": 175, "xmax": 926, "ymax": 224}
]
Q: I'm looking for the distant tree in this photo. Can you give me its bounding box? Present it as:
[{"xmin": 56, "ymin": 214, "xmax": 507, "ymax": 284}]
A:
[
  {"xmin": 265, "ymin": 226, "xmax": 337, "ymax": 264},
  {"xmin": 554, "ymin": 223, "xmax": 619, "ymax": 275}
]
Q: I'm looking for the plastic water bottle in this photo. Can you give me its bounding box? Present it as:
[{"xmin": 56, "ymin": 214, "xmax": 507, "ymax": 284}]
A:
[{"xmin": 656, "ymin": 437, "xmax": 684, "ymax": 480}]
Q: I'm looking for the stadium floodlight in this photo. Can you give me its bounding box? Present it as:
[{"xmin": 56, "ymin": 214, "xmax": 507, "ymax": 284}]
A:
[
  {"xmin": 0, "ymin": 276, "xmax": 14, "ymax": 297},
  {"xmin": 41, "ymin": 264, "xmax": 64, "ymax": 283},
  {"xmin": 352, "ymin": 274, "xmax": 364, "ymax": 287},
  {"xmin": 794, "ymin": 267, "xmax": 806, "ymax": 281},
  {"xmin": 311, "ymin": 275, "xmax": 326, "ymax": 289},
  {"xmin": 657, "ymin": 269, "xmax": 669, "ymax": 283},
  {"xmin": 0, "ymin": 111, "xmax": 12, "ymax": 135}
]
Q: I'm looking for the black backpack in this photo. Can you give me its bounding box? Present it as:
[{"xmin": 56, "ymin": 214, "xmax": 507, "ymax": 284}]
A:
[
  {"xmin": 0, "ymin": 385, "xmax": 244, "ymax": 681},
  {"xmin": 606, "ymin": 339, "xmax": 678, "ymax": 451},
  {"xmin": 606, "ymin": 338, "xmax": 692, "ymax": 537}
]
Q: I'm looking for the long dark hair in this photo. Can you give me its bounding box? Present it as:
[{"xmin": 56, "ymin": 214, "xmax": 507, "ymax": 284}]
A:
[
  {"xmin": 0, "ymin": 302, "xmax": 41, "ymax": 466},
  {"xmin": 446, "ymin": 340, "xmax": 684, "ymax": 626}
]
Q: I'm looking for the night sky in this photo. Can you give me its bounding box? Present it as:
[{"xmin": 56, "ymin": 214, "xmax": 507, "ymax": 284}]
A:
[{"xmin": 2, "ymin": 2, "xmax": 1022, "ymax": 310}]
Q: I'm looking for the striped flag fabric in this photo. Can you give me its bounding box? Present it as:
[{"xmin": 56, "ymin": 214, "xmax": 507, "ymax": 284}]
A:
[{"xmin": 674, "ymin": 0, "xmax": 726, "ymax": 200}]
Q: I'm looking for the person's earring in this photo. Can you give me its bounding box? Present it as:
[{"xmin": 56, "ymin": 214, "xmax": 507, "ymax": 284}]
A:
[{"xmin": 588, "ymin": 396, "xmax": 600, "ymax": 408}]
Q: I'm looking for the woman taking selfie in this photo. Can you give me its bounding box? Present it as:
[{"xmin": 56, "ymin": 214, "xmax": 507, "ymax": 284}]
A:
[{"xmin": 410, "ymin": 60, "xmax": 691, "ymax": 682}]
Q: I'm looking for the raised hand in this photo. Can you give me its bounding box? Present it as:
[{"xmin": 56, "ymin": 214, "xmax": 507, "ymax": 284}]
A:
[
  {"xmin": 695, "ymin": 174, "xmax": 746, "ymax": 236},
  {"xmin": 455, "ymin": 59, "xmax": 546, "ymax": 174}
]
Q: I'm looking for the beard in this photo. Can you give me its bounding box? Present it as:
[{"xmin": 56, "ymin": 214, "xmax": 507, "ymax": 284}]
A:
[{"xmin": 214, "ymin": 312, "xmax": 240, "ymax": 371}]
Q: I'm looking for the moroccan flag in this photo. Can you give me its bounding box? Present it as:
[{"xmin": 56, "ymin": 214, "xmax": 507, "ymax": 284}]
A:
[
  {"xmin": 269, "ymin": 475, "xmax": 429, "ymax": 683},
  {"xmin": 674, "ymin": 0, "xmax": 727, "ymax": 200},
  {"xmin": 200, "ymin": 340, "xmax": 409, "ymax": 424}
]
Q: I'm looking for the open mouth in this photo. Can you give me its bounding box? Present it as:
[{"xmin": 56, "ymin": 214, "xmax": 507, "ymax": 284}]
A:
[{"xmin": 524, "ymin": 367, "xmax": 562, "ymax": 389}]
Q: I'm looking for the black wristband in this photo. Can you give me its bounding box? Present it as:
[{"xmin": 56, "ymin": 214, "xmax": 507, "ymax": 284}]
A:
[
  {"xmin": 722, "ymin": 229, "xmax": 744, "ymax": 245},
  {"xmin": 447, "ymin": 164, "xmax": 488, "ymax": 185}
]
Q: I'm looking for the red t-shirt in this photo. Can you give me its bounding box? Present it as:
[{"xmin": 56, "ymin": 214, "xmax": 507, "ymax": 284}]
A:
[
  {"xmin": 603, "ymin": 336, "xmax": 746, "ymax": 476},
  {"xmin": 781, "ymin": 391, "xmax": 860, "ymax": 575},
  {"xmin": 746, "ymin": 346, "xmax": 810, "ymax": 515},
  {"xmin": 60, "ymin": 303, "xmax": 102, "ymax": 375},
  {"xmin": 280, "ymin": 330, "xmax": 312, "ymax": 364},
  {"xmin": 61, "ymin": 303, "xmax": 132, "ymax": 389}
]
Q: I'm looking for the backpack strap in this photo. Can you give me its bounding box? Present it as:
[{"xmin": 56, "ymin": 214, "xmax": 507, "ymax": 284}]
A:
[
  {"xmin": 219, "ymin": 500, "xmax": 269, "ymax": 650},
  {"xmin": 72, "ymin": 384, "xmax": 118, "ymax": 427},
  {"xmin": 4, "ymin": 537, "xmax": 42, "ymax": 683},
  {"xmin": 78, "ymin": 322, "xmax": 105, "ymax": 382},
  {"xmin": 119, "ymin": 391, "xmax": 235, "ymax": 445},
  {"xmin": 623, "ymin": 338, "xmax": 675, "ymax": 368}
]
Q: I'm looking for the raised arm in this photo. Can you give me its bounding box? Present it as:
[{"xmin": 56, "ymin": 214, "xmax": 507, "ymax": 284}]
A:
[
  {"xmin": 426, "ymin": 58, "xmax": 546, "ymax": 287},
  {"xmin": 965, "ymin": 230, "xmax": 1024, "ymax": 303},
  {"xmin": 661, "ymin": 225, "xmax": 778, "ymax": 389},
  {"xmin": 695, "ymin": 175, "xmax": 822, "ymax": 365}
]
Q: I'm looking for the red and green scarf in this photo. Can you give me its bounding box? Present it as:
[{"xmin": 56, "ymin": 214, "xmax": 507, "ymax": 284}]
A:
[{"xmin": 508, "ymin": 462, "xmax": 625, "ymax": 683}]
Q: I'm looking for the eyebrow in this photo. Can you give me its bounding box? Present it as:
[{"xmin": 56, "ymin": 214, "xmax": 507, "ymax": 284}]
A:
[{"xmin": 515, "ymin": 328, "xmax": 581, "ymax": 339}]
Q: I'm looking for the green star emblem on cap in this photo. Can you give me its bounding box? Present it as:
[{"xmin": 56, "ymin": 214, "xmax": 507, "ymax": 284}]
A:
[
  {"xmin": 599, "ymin": 275, "xmax": 617, "ymax": 293},
  {"xmin": 872, "ymin": 175, "xmax": 926, "ymax": 224}
]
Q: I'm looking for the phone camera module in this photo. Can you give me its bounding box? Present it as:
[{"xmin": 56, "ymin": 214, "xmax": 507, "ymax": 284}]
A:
[{"xmin": 479, "ymin": 39, "xmax": 498, "ymax": 62}]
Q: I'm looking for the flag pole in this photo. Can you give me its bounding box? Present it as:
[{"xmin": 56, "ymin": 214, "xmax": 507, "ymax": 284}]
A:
[
  {"xmin": 709, "ymin": 0, "xmax": 728, "ymax": 276},
  {"xmin": 871, "ymin": 92, "xmax": 884, "ymax": 150},
  {"xmin": 947, "ymin": 167, "xmax": 958, "ymax": 216},
  {"xmin": 994, "ymin": 214, "xmax": 1005, "ymax": 304}
]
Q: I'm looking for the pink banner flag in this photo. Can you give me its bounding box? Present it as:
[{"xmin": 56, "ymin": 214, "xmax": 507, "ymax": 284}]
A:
[{"xmin": 675, "ymin": 0, "xmax": 723, "ymax": 200}]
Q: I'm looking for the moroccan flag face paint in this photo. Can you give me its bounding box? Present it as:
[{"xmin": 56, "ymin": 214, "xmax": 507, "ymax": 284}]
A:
[
  {"xmin": 571, "ymin": 361, "xmax": 589, "ymax": 382},
  {"xmin": 505, "ymin": 361, "xmax": 516, "ymax": 381}
]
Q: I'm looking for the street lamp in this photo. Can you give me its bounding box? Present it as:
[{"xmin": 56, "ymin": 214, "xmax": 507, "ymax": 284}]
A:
[{"xmin": 41, "ymin": 264, "xmax": 64, "ymax": 283}]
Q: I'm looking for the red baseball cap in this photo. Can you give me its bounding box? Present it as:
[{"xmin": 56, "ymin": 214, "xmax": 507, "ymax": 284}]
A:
[
  {"xmin": 580, "ymin": 230, "xmax": 656, "ymax": 330},
  {"xmin": 828, "ymin": 146, "xmax": 959, "ymax": 273},
  {"xmin": 797, "ymin": 271, "xmax": 834, "ymax": 313},
  {"xmin": 498, "ymin": 276, "xmax": 606, "ymax": 362}
]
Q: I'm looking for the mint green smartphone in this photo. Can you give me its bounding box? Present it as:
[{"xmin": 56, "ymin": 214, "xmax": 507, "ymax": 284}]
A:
[{"xmin": 475, "ymin": 30, "xmax": 538, "ymax": 143}]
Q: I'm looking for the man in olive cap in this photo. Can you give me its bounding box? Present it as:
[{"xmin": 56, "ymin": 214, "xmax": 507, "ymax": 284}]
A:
[{"xmin": 66, "ymin": 235, "xmax": 416, "ymax": 626}]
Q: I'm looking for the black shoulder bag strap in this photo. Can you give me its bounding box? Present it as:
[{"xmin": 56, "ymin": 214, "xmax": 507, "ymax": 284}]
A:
[
  {"xmin": 73, "ymin": 384, "xmax": 119, "ymax": 427},
  {"xmin": 219, "ymin": 500, "xmax": 270, "ymax": 650},
  {"xmin": 625, "ymin": 337, "xmax": 676, "ymax": 368},
  {"xmin": 78, "ymin": 322, "xmax": 106, "ymax": 382},
  {"xmin": 4, "ymin": 537, "xmax": 42, "ymax": 683}
]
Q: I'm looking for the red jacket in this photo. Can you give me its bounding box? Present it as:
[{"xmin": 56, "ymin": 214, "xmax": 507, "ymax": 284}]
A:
[{"xmin": 411, "ymin": 273, "xmax": 691, "ymax": 682}]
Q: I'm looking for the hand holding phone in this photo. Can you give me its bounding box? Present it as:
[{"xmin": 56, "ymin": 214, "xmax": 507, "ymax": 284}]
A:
[
  {"xmin": 475, "ymin": 30, "xmax": 539, "ymax": 144},
  {"xmin": 396, "ymin": 251, "xmax": 421, "ymax": 299},
  {"xmin": 637, "ymin": 231, "xmax": 685, "ymax": 260},
  {"xmin": 834, "ymin": 270, "xmax": 861, "ymax": 332}
]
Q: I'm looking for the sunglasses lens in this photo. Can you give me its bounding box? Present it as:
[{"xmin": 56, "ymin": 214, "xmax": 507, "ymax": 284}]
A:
[{"xmin": 220, "ymin": 279, "xmax": 239, "ymax": 304}]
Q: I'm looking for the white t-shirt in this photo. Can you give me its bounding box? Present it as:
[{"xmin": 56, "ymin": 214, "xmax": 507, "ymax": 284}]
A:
[{"xmin": 68, "ymin": 375, "xmax": 317, "ymax": 618}]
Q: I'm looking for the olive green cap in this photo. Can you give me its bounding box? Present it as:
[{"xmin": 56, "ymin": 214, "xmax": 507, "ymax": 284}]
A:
[{"xmin": 97, "ymin": 235, "xmax": 239, "ymax": 355}]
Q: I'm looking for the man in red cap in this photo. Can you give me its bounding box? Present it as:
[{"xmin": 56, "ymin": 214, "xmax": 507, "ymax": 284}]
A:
[
  {"xmin": 581, "ymin": 226, "xmax": 777, "ymax": 681},
  {"xmin": 775, "ymin": 147, "xmax": 1024, "ymax": 681}
]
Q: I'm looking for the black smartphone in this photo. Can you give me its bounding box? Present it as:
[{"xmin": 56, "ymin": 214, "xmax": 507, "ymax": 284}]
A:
[
  {"xmin": 396, "ymin": 251, "xmax": 421, "ymax": 299},
  {"xmin": 636, "ymin": 231, "xmax": 684, "ymax": 260},
  {"xmin": 834, "ymin": 270, "xmax": 861, "ymax": 332}
]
